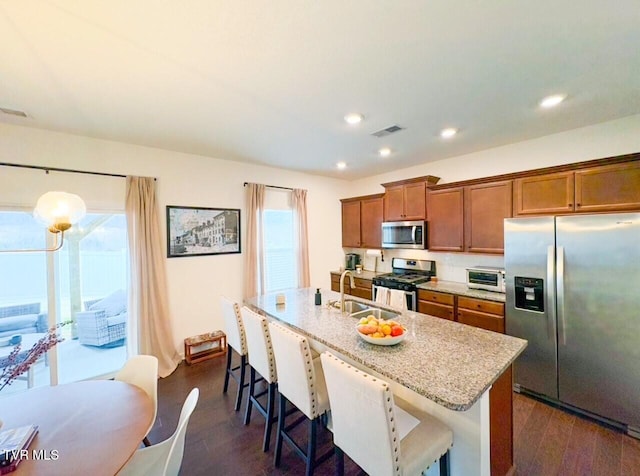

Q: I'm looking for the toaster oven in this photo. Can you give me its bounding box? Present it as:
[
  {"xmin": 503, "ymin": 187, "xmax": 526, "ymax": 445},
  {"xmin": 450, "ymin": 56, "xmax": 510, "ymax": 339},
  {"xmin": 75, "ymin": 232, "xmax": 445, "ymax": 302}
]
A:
[{"xmin": 466, "ymin": 266, "xmax": 506, "ymax": 293}]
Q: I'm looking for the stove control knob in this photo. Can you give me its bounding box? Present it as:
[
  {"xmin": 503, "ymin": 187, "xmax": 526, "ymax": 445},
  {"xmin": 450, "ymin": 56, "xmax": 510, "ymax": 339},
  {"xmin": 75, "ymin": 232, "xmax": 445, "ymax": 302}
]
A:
[{"xmin": 404, "ymin": 284, "xmax": 411, "ymax": 291}]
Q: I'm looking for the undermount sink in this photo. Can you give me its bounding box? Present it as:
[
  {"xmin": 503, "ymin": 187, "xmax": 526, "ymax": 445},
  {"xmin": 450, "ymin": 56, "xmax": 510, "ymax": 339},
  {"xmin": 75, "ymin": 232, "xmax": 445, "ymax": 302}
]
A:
[
  {"xmin": 350, "ymin": 307, "xmax": 400, "ymax": 321},
  {"xmin": 342, "ymin": 300, "xmax": 370, "ymax": 314}
]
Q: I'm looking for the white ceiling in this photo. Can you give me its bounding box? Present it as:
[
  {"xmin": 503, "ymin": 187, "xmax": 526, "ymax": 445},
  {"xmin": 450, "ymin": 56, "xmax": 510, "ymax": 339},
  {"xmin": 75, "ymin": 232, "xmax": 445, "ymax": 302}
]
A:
[{"xmin": 1, "ymin": 1, "xmax": 639, "ymax": 180}]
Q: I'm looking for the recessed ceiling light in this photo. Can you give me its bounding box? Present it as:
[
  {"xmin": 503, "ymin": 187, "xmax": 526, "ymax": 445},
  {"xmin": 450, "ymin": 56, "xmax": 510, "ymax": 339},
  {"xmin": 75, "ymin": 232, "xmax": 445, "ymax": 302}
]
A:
[
  {"xmin": 344, "ymin": 113, "xmax": 364, "ymax": 125},
  {"xmin": 440, "ymin": 128, "xmax": 457, "ymax": 139},
  {"xmin": 540, "ymin": 94, "xmax": 566, "ymax": 109},
  {"xmin": 379, "ymin": 147, "xmax": 392, "ymax": 157},
  {"xmin": 336, "ymin": 161, "xmax": 347, "ymax": 170}
]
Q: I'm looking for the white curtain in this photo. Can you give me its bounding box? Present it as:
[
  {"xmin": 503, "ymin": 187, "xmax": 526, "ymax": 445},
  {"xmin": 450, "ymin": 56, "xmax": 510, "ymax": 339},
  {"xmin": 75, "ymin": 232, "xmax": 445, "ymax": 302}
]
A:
[
  {"xmin": 244, "ymin": 183, "xmax": 265, "ymax": 299},
  {"xmin": 125, "ymin": 176, "xmax": 181, "ymax": 378},
  {"xmin": 292, "ymin": 189, "xmax": 310, "ymax": 288}
]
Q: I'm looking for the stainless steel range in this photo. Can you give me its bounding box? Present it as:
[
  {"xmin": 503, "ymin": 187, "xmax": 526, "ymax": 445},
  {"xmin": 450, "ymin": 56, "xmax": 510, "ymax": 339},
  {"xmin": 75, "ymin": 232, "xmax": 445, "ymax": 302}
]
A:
[{"xmin": 372, "ymin": 258, "xmax": 436, "ymax": 310}]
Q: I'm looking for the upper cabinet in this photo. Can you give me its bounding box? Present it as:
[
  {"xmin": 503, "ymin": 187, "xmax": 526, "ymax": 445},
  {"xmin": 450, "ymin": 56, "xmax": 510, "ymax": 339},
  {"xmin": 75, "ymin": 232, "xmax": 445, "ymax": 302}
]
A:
[
  {"xmin": 574, "ymin": 161, "xmax": 640, "ymax": 212},
  {"xmin": 341, "ymin": 194, "xmax": 384, "ymax": 248},
  {"xmin": 340, "ymin": 154, "xmax": 640, "ymax": 255},
  {"xmin": 360, "ymin": 196, "xmax": 384, "ymax": 248},
  {"xmin": 514, "ymin": 161, "xmax": 640, "ymax": 216},
  {"xmin": 341, "ymin": 199, "xmax": 361, "ymax": 247},
  {"xmin": 513, "ymin": 171, "xmax": 574, "ymax": 215},
  {"xmin": 428, "ymin": 180, "xmax": 512, "ymax": 254},
  {"xmin": 465, "ymin": 180, "xmax": 513, "ymax": 254},
  {"xmin": 426, "ymin": 187, "xmax": 464, "ymax": 251},
  {"xmin": 382, "ymin": 176, "xmax": 440, "ymax": 221}
]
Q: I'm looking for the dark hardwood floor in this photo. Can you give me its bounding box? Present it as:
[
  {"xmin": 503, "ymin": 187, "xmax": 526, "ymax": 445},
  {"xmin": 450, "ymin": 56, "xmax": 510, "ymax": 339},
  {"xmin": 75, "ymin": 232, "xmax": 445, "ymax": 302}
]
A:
[
  {"xmin": 151, "ymin": 355, "xmax": 363, "ymax": 476},
  {"xmin": 152, "ymin": 356, "xmax": 640, "ymax": 476},
  {"xmin": 513, "ymin": 393, "xmax": 640, "ymax": 476}
]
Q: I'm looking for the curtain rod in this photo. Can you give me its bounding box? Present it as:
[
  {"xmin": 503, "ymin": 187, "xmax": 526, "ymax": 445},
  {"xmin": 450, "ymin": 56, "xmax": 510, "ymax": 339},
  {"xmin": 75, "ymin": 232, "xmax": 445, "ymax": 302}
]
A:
[
  {"xmin": 0, "ymin": 162, "xmax": 156, "ymax": 181},
  {"xmin": 243, "ymin": 182, "xmax": 293, "ymax": 191}
]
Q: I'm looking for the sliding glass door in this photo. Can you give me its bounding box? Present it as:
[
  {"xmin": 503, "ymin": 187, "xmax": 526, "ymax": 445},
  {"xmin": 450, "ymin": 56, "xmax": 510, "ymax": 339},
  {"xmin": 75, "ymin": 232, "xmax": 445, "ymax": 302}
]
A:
[
  {"xmin": 55, "ymin": 213, "xmax": 129, "ymax": 384},
  {"xmin": 0, "ymin": 210, "xmax": 129, "ymax": 394},
  {"xmin": 0, "ymin": 211, "xmax": 51, "ymax": 391}
]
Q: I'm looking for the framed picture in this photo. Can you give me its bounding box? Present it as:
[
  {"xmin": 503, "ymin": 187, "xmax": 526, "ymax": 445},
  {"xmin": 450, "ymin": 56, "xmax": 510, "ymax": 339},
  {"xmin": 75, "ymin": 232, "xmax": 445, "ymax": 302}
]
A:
[{"xmin": 166, "ymin": 206, "xmax": 241, "ymax": 258}]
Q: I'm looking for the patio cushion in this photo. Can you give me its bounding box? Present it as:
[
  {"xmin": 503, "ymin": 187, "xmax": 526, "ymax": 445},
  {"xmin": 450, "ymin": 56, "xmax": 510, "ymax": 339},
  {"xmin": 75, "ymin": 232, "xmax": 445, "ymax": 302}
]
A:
[
  {"xmin": 89, "ymin": 289, "xmax": 127, "ymax": 317},
  {"xmin": 106, "ymin": 313, "xmax": 127, "ymax": 327},
  {"xmin": 0, "ymin": 314, "xmax": 39, "ymax": 333}
]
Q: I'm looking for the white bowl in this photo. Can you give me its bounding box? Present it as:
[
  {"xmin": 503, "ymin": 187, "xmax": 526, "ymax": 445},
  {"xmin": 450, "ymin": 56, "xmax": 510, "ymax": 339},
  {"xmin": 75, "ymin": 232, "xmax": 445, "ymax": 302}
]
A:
[{"xmin": 356, "ymin": 325, "xmax": 406, "ymax": 346}]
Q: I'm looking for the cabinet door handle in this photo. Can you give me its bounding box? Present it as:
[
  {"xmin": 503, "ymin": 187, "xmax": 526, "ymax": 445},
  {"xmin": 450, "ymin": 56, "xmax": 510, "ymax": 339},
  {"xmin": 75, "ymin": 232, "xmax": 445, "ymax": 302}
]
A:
[
  {"xmin": 576, "ymin": 203, "xmax": 581, "ymax": 207},
  {"xmin": 568, "ymin": 203, "xmax": 572, "ymax": 208}
]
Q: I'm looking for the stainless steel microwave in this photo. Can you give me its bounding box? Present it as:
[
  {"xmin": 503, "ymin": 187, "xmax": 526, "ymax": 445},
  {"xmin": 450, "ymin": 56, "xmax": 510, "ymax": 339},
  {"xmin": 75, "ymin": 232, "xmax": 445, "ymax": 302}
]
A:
[
  {"xmin": 466, "ymin": 266, "xmax": 506, "ymax": 293},
  {"xmin": 381, "ymin": 221, "xmax": 427, "ymax": 249}
]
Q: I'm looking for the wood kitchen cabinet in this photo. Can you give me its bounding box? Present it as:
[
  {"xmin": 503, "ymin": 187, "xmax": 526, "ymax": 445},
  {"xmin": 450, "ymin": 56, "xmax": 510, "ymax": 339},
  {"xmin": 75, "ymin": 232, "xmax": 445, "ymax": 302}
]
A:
[
  {"xmin": 426, "ymin": 188, "xmax": 464, "ymax": 251},
  {"xmin": 456, "ymin": 295, "xmax": 511, "ymax": 476},
  {"xmin": 341, "ymin": 199, "xmax": 361, "ymax": 247},
  {"xmin": 514, "ymin": 160, "xmax": 640, "ymax": 216},
  {"xmin": 382, "ymin": 175, "xmax": 440, "ymax": 221},
  {"xmin": 341, "ymin": 194, "xmax": 384, "ymax": 248},
  {"xmin": 350, "ymin": 277, "xmax": 373, "ymax": 299},
  {"xmin": 417, "ymin": 289, "xmax": 455, "ymax": 320},
  {"xmin": 574, "ymin": 161, "xmax": 640, "ymax": 212},
  {"xmin": 428, "ymin": 180, "xmax": 512, "ymax": 254},
  {"xmin": 465, "ymin": 180, "xmax": 512, "ymax": 254},
  {"xmin": 330, "ymin": 272, "xmax": 372, "ymax": 300},
  {"xmin": 457, "ymin": 296, "xmax": 505, "ymax": 333},
  {"xmin": 514, "ymin": 171, "xmax": 575, "ymax": 215}
]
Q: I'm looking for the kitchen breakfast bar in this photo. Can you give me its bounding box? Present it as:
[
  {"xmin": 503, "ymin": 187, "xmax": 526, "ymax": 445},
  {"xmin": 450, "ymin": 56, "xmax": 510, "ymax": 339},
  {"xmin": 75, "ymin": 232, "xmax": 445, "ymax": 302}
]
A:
[{"xmin": 246, "ymin": 288, "xmax": 527, "ymax": 476}]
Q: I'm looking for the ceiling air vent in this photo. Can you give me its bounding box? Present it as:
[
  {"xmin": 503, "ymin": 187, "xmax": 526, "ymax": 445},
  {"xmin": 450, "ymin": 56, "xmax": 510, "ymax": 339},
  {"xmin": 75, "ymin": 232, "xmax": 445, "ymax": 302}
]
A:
[
  {"xmin": 371, "ymin": 124, "xmax": 405, "ymax": 138},
  {"xmin": 0, "ymin": 107, "xmax": 28, "ymax": 117}
]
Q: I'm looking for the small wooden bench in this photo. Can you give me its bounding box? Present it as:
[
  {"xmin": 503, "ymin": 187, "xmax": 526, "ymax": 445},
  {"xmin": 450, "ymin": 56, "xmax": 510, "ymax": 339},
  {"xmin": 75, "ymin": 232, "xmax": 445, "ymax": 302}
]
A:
[{"xmin": 184, "ymin": 331, "xmax": 227, "ymax": 364}]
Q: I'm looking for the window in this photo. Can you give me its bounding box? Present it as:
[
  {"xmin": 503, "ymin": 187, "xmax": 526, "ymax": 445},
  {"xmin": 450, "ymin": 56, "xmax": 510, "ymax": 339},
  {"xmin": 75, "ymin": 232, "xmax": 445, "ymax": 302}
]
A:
[{"xmin": 263, "ymin": 209, "xmax": 296, "ymax": 292}]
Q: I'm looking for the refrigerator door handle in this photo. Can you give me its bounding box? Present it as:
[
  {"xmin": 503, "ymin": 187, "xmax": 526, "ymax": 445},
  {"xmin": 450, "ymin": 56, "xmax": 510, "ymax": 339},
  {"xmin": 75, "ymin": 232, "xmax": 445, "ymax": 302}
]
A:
[
  {"xmin": 557, "ymin": 245, "xmax": 566, "ymax": 345},
  {"xmin": 546, "ymin": 245, "xmax": 557, "ymax": 341}
]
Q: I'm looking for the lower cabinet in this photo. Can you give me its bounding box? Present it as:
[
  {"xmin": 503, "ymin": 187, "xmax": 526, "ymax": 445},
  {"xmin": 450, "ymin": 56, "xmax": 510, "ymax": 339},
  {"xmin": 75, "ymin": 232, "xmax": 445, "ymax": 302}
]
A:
[
  {"xmin": 330, "ymin": 273, "xmax": 341, "ymax": 292},
  {"xmin": 417, "ymin": 290, "xmax": 455, "ymax": 320},
  {"xmin": 457, "ymin": 296, "xmax": 505, "ymax": 333},
  {"xmin": 457, "ymin": 296, "xmax": 511, "ymax": 476},
  {"xmin": 329, "ymin": 273, "xmax": 372, "ymax": 300}
]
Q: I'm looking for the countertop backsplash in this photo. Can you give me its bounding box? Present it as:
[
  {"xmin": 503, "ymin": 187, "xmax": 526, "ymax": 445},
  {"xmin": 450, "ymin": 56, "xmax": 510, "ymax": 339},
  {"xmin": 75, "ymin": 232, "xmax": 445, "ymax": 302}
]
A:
[{"xmin": 341, "ymin": 248, "xmax": 504, "ymax": 283}]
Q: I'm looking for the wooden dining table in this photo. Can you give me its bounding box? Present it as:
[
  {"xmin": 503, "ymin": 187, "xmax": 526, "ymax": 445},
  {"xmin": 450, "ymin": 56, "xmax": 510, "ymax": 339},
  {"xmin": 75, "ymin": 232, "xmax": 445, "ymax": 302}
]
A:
[{"xmin": 0, "ymin": 380, "xmax": 153, "ymax": 475}]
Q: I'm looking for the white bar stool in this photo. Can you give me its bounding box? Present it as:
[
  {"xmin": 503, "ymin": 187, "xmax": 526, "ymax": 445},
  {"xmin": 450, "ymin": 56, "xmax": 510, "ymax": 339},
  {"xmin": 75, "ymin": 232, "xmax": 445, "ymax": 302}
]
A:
[
  {"xmin": 268, "ymin": 321, "xmax": 332, "ymax": 476},
  {"xmin": 320, "ymin": 351, "xmax": 453, "ymax": 476},
  {"xmin": 221, "ymin": 297, "xmax": 249, "ymax": 411},
  {"xmin": 241, "ymin": 306, "xmax": 278, "ymax": 452}
]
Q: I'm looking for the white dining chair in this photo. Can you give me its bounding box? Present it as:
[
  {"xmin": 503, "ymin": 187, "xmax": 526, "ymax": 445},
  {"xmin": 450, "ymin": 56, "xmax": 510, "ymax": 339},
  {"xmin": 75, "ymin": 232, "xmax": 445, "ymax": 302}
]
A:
[
  {"xmin": 320, "ymin": 351, "xmax": 453, "ymax": 476},
  {"xmin": 241, "ymin": 306, "xmax": 278, "ymax": 452},
  {"xmin": 115, "ymin": 354, "xmax": 159, "ymax": 446},
  {"xmin": 269, "ymin": 321, "xmax": 332, "ymax": 476},
  {"xmin": 117, "ymin": 387, "xmax": 199, "ymax": 476},
  {"xmin": 221, "ymin": 296, "xmax": 249, "ymax": 411}
]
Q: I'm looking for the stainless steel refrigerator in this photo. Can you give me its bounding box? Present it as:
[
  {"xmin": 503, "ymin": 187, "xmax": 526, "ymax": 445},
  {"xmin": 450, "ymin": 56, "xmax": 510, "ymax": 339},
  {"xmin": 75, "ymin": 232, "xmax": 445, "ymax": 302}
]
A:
[{"xmin": 504, "ymin": 213, "xmax": 640, "ymax": 437}]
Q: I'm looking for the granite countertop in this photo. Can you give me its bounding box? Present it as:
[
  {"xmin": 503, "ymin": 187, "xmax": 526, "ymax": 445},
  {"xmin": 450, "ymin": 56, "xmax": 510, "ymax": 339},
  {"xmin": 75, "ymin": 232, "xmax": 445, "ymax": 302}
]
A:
[
  {"xmin": 417, "ymin": 280, "xmax": 506, "ymax": 303},
  {"xmin": 245, "ymin": 288, "xmax": 526, "ymax": 411}
]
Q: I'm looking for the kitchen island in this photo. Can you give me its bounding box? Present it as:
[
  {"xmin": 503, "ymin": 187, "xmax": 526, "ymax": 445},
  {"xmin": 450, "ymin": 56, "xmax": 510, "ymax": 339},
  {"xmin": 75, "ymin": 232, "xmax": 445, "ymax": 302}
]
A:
[{"xmin": 246, "ymin": 288, "xmax": 527, "ymax": 476}]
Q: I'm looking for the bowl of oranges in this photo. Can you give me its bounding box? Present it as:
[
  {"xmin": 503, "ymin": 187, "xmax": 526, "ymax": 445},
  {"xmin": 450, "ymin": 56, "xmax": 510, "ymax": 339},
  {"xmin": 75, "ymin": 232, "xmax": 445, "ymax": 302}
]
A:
[{"xmin": 356, "ymin": 315, "xmax": 406, "ymax": 346}]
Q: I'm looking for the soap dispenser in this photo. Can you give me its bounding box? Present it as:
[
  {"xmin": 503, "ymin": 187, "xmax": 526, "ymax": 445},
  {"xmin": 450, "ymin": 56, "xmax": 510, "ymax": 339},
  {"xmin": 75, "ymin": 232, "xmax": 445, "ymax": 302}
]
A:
[{"xmin": 315, "ymin": 288, "xmax": 322, "ymax": 305}]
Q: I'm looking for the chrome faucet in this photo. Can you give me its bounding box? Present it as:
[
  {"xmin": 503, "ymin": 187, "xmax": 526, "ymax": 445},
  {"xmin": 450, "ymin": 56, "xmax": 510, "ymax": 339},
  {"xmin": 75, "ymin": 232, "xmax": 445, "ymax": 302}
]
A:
[{"xmin": 339, "ymin": 270, "xmax": 355, "ymax": 313}]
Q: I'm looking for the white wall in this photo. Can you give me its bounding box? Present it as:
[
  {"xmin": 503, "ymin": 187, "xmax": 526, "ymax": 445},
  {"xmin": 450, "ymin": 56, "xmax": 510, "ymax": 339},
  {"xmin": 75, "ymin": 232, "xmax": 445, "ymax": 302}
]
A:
[
  {"xmin": 344, "ymin": 114, "xmax": 640, "ymax": 282},
  {"xmin": 0, "ymin": 123, "xmax": 348, "ymax": 354}
]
